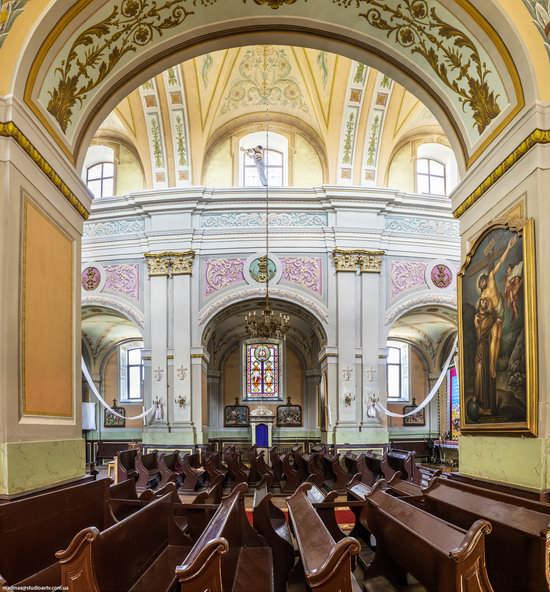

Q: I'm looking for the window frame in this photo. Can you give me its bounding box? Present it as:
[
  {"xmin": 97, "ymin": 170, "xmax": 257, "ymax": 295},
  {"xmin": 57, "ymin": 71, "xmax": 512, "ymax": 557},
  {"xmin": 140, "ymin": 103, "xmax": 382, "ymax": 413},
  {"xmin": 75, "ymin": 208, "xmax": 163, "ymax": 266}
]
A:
[
  {"xmin": 241, "ymin": 338, "xmax": 285, "ymax": 402},
  {"xmin": 386, "ymin": 340, "xmax": 410, "ymax": 403},
  {"xmin": 119, "ymin": 342, "xmax": 144, "ymax": 403},
  {"xmin": 416, "ymin": 157, "xmax": 447, "ymax": 196},
  {"xmin": 86, "ymin": 161, "xmax": 115, "ymax": 198},
  {"xmin": 242, "ymin": 147, "xmax": 285, "ymax": 188}
]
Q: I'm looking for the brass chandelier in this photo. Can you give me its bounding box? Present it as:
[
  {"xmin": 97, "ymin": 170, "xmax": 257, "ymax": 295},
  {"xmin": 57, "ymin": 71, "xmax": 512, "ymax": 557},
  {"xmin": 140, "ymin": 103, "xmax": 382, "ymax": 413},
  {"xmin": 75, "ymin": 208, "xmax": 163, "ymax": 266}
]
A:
[{"xmin": 244, "ymin": 55, "xmax": 290, "ymax": 340}]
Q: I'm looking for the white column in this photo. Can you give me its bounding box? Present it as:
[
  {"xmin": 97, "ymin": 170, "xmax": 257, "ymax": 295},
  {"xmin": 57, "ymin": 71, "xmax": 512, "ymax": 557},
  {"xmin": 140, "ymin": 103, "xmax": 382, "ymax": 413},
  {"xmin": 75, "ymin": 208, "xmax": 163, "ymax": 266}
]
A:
[
  {"xmin": 305, "ymin": 369, "xmax": 321, "ymax": 437},
  {"xmin": 191, "ymin": 347, "xmax": 210, "ymax": 444},
  {"xmin": 148, "ymin": 273, "xmax": 168, "ymax": 429},
  {"xmin": 172, "ymin": 273, "xmax": 192, "ymax": 429}
]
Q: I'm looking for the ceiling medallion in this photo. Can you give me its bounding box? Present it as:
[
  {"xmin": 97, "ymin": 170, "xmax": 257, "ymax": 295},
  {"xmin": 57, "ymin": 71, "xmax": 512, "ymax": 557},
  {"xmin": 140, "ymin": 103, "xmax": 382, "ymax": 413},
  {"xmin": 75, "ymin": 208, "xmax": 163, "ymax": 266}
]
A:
[{"xmin": 248, "ymin": 0, "xmax": 298, "ymax": 8}]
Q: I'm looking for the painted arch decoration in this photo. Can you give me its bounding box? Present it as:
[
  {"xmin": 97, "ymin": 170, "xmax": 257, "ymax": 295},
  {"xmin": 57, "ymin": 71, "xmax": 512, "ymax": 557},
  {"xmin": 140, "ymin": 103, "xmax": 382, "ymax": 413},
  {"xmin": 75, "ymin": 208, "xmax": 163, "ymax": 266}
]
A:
[{"xmin": 25, "ymin": 0, "xmax": 523, "ymax": 166}]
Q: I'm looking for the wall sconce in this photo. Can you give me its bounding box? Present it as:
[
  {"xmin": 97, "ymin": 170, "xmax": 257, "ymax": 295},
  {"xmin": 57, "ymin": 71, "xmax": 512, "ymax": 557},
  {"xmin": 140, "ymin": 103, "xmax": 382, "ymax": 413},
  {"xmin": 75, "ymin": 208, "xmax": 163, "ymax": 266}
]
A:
[
  {"xmin": 344, "ymin": 391, "xmax": 355, "ymax": 407},
  {"xmin": 175, "ymin": 395, "xmax": 187, "ymax": 409}
]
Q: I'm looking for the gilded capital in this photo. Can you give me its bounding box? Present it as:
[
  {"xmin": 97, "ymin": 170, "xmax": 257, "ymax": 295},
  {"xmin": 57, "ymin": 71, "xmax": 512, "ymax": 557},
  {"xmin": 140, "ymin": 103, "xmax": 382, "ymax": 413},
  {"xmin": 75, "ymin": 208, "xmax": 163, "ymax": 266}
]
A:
[
  {"xmin": 358, "ymin": 252, "xmax": 384, "ymax": 273},
  {"xmin": 333, "ymin": 250, "xmax": 359, "ymax": 272},
  {"xmin": 145, "ymin": 251, "xmax": 195, "ymax": 277}
]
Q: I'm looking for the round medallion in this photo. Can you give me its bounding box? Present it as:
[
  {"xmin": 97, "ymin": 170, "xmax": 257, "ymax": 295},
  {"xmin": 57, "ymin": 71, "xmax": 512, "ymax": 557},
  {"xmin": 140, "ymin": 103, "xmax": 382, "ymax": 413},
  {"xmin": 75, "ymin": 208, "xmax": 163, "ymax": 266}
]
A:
[
  {"xmin": 431, "ymin": 264, "xmax": 452, "ymax": 288},
  {"xmin": 249, "ymin": 256, "xmax": 277, "ymax": 284},
  {"xmin": 81, "ymin": 267, "xmax": 101, "ymax": 291},
  {"xmin": 254, "ymin": 345, "xmax": 271, "ymax": 362}
]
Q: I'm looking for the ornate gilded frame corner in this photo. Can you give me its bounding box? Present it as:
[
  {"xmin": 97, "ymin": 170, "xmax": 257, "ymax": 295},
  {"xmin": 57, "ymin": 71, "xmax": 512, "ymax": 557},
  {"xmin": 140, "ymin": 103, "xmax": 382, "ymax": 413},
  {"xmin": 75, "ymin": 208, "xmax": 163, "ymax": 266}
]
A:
[{"xmin": 457, "ymin": 217, "xmax": 538, "ymax": 436}]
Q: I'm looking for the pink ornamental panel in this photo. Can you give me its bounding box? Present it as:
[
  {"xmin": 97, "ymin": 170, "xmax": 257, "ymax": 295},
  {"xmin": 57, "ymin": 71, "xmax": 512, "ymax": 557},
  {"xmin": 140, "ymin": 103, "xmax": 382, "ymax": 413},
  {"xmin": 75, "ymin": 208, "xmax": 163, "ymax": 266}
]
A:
[
  {"xmin": 104, "ymin": 264, "xmax": 140, "ymax": 301},
  {"xmin": 391, "ymin": 261, "xmax": 427, "ymax": 297},
  {"xmin": 280, "ymin": 257, "xmax": 322, "ymax": 295},
  {"xmin": 205, "ymin": 259, "xmax": 246, "ymax": 296}
]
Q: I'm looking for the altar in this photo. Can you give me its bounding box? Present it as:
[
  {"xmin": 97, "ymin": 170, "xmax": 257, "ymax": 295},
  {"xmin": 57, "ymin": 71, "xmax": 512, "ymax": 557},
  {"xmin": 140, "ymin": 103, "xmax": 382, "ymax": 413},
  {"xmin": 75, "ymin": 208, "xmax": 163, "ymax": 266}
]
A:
[{"xmin": 249, "ymin": 404, "xmax": 275, "ymax": 456}]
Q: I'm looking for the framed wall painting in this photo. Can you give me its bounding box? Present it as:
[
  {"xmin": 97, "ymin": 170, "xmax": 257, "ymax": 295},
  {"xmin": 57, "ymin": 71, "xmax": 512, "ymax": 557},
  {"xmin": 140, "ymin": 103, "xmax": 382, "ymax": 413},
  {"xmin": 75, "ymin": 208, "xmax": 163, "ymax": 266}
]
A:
[
  {"xmin": 276, "ymin": 397, "xmax": 302, "ymax": 427},
  {"xmin": 104, "ymin": 399, "xmax": 126, "ymax": 428},
  {"xmin": 403, "ymin": 398, "xmax": 425, "ymax": 426},
  {"xmin": 458, "ymin": 218, "xmax": 537, "ymax": 435},
  {"xmin": 224, "ymin": 398, "xmax": 250, "ymax": 427}
]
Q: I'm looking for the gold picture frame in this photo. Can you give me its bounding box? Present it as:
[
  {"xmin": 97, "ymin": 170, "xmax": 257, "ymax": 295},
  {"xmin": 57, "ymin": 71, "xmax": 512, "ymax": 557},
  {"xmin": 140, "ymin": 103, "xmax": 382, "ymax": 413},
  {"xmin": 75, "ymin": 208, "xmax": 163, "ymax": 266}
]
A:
[{"xmin": 458, "ymin": 218, "xmax": 537, "ymax": 435}]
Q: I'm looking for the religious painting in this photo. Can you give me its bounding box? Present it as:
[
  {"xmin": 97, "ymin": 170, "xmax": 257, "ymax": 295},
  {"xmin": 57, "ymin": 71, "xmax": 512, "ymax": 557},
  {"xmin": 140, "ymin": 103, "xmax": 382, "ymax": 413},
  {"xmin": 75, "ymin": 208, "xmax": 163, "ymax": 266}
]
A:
[
  {"xmin": 224, "ymin": 399, "xmax": 250, "ymax": 427},
  {"xmin": 277, "ymin": 398, "xmax": 302, "ymax": 427},
  {"xmin": 449, "ymin": 366, "xmax": 461, "ymax": 439},
  {"xmin": 458, "ymin": 218, "xmax": 537, "ymax": 435},
  {"xmin": 403, "ymin": 398, "xmax": 425, "ymax": 426},
  {"xmin": 104, "ymin": 399, "xmax": 126, "ymax": 428},
  {"xmin": 243, "ymin": 340, "xmax": 283, "ymax": 401}
]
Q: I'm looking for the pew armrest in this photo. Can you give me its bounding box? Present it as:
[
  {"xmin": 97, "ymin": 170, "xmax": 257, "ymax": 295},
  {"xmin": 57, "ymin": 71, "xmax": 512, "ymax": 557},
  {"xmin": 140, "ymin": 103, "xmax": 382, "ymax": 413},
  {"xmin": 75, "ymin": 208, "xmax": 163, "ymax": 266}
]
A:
[{"xmin": 56, "ymin": 527, "xmax": 101, "ymax": 592}]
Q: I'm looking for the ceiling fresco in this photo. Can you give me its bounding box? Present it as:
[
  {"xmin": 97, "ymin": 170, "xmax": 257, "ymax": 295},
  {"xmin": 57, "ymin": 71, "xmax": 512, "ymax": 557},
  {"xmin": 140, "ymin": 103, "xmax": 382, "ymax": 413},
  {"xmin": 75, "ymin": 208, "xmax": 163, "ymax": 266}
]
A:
[{"xmin": 24, "ymin": 0, "xmax": 523, "ymax": 166}]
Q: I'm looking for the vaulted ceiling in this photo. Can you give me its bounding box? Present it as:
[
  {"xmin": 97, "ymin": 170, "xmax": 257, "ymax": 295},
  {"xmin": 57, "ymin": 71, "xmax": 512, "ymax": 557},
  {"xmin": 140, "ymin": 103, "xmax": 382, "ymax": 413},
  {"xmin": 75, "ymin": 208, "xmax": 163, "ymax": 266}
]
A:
[{"xmin": 90, "ymin": 45, "xmax": 448, "ymax": 191}]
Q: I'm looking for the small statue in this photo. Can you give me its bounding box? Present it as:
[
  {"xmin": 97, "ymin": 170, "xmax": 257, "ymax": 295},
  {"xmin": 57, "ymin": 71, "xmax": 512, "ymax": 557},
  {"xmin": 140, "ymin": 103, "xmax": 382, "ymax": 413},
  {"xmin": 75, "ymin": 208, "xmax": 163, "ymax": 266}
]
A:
[{"xmin": 241, "ymin": 145, "xmax": 268, "ymax": 186}]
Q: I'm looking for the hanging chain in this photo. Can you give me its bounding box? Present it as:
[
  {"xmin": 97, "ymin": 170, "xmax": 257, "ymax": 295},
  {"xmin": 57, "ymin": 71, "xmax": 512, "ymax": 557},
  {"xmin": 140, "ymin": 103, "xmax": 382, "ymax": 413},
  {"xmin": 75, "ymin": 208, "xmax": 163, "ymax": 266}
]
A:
[{"xmin": 264, "ymin": 46, "xmax": 271, "ymax": 309}]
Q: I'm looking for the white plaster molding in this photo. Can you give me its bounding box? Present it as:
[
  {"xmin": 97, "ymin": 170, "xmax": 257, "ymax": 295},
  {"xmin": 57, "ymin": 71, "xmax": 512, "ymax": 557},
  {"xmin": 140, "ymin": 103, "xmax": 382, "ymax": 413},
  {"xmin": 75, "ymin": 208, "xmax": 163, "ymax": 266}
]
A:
[
  {"xmin": 198, "ymin": 286, "xmax": 329, "ymax": 326},
  {"xmin": 81, "ymin": 294, "xmax": 145, "ymax": 328},
  {"xmin": 385, "ymin": 293, "xmax": 456, "ymax": 326}
]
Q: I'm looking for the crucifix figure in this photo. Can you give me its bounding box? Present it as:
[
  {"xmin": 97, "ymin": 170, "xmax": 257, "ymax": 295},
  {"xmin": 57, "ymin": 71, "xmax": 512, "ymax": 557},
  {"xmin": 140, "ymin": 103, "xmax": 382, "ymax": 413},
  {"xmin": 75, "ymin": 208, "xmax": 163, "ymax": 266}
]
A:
[
  {"xmin": 176, "ymin": 365, "xmax": 187, "ymax": 381},
  {"xmin": 153, "ymin": 366, "xmax": 164, "ymax": 382},
  {"xmin": 241, "ymin": 145, "xmax": 268, "ymax": 187},
  {"xmin": 365, "ymin": 367, "xmax": 376, "ymax": 383}
]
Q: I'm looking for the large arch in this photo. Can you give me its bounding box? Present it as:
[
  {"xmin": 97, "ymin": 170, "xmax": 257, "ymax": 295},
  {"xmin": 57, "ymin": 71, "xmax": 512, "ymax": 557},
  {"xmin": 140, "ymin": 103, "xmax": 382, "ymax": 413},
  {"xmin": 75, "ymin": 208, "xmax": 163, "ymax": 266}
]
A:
[{"xmin": 10, "ymin": 0, "xmax": 539, "ymax": 177}]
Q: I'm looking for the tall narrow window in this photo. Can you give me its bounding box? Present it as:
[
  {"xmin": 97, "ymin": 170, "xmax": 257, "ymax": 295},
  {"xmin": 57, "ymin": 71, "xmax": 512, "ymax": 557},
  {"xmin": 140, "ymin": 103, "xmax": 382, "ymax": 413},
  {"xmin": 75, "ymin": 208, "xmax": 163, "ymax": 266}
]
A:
[
  {"xmin": 386, "ymin": 340, "xmax": 409, "ymax": 401},
  {"xmin": 86, "ymin": 162, "xmax": 115, "ymax": 198},
  {"xmin": 416, "ymin": 158, "xmax": 446, "ymax": 196},
  {"xmin": 243, "ymin": 342, "xmax": 282, "ymax": 401},
  {"xmin": 243, "ymin": 148, "xmax": 284, "ymax": 187},
  {"xmin": 126, "ymin": 347, "xmax": 143, "ymax": 400}
]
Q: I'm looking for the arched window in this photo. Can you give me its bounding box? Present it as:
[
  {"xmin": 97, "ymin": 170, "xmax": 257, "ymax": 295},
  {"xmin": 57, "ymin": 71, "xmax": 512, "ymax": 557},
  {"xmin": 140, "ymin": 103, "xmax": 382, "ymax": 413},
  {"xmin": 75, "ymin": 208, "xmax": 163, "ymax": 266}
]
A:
[
  {"xmin": 86, "ymin": 162, "xmax": 115, "ymax": 198},
  {"xmin": 415, "ymin": 142, "xmax": 458, "ymax": 196},
  {"xmin": 119, "ymin": 343, "xmax": 143, "ymax": 402},
  {"xmin": 239, "ymin": 132, "xmax": 288, "ymax": 187},
  {"xmin": 83, "ymin": 144, "xmax": 116, "ymax": 198},
  {"xmin": 386, "ymin": 340, "xmax": 409, "ymax": 402},
  {"xmin": 242, "ymin": 340, "xmax": 283, "ymax": 401},
  {"xmin": 416, "ymin": 158, "xmax": 446, "ymax": 196},
  {"xmin": 243, "ymin": 148, "xmax": 284, "ymax": 187}
]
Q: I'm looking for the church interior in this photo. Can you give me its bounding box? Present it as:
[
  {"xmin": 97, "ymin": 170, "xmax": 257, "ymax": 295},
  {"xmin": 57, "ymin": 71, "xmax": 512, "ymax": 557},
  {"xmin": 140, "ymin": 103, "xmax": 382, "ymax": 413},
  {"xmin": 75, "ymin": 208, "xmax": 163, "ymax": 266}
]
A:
[{"xmin": 0, "ymin": 1, "xmax": 549, "ymax": 590}]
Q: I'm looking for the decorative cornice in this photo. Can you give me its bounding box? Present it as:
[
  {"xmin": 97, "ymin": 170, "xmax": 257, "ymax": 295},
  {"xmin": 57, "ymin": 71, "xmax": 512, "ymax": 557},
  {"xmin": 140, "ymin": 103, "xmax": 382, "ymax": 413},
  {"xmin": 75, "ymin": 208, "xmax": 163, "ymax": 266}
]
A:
[
  {"xmin": 144, "ymin": 251, "xmax": 195, "ymax": 277},
  {"xmin": 0, "ymin": 121, "xmax": 89, "ymax": 220},
  {"xmin": 453, "ymin": 129, "xmax": 550, "ymax": 219},
  {"xmin": 333, "ymin": 249, "xmax": 384, "ymax": 273}
]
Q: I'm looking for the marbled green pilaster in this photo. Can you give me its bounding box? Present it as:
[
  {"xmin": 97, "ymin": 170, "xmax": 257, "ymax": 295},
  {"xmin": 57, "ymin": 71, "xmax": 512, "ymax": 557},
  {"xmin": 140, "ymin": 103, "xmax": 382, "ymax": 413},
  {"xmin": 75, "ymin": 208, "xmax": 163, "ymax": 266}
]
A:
[{"xmin": 0, "ymin": 439, "xmax": 85, "ymax": 496}]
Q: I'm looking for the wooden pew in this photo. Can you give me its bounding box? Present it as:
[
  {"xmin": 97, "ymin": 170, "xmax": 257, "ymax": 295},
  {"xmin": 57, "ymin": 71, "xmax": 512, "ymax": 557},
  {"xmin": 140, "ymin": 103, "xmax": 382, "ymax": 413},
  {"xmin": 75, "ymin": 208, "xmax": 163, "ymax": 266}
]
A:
[
  {"xmin": 159, "ymin": 451, "xmax": 185, "ymax": 485},
  {"xmin": 0, "ymin": 479, "xmax": 115, "ymax": 590},
  {"xmin": 204, "ymin": 451, "xmax": 227, "ymax": 484},
  {"xmin": 116, "ymin": 448, "xmax": 139, "ymax": 483},
  {"xmin": 109, "ymin": 478, "xmax": 177, "ymax": 520},
  {"xmin": 418, "ymin": 464, "xmax": 442, "ymax": 487},
  {"xmin": 176, "ymin": 483, "xmax": 274, "ymax": 592},
  {"xmin": 380, "ymin": 448, "xmax": 422, "ymax": 484},
  {"xmin": 322, "ymin": 452, "xmax": 349, "ymax": 494},
  {"xmin": 362, "ymin": 451, "xmax": 384, "ymax": 484},
  {"xmin": 135, "ymin": 451, "xmax": 164, "ymax": 489},
  {"xmin": 253, "ymin": 477, "xmax": 294, "ymax": 592},
  {"xmin": 286, "ymin": 483, "xmax": 361, "ymax": 592},
  {"xmin": 56, "ymin": 492, "xmax": 193, "ymax": 591},
  {"xmin": 95, "ymin": 440, "xmax": 139, "ymax": 464},
  {"xmin": 344, "ymin": 451, "xmax": 359, "ymax": 480},
  {"xmin": 292, "ymin": 447, "xmax": 309, "ymax": 481},
  {"xmin": 418, "ymin": 477, "xmax": 550, "ymax": 592},
  {"xmin": 302, "ymin": 451, "xmax": 325, "ymax": 488},
  {"xmin": 180, "ymin": 454, "xmax": 206, "ymax": 493},
  {"xmin": 225, "ymin": 450, "xmax": 250, "ymax": 486},
  {"xmin": 362, "ymin": 480, "xmax": 494, "ymax": 591},
  {"xmin": 269, "ymin": 448, "xmax": 284, "ymax": 486},
  {"xmin": 280, "ymin": 452, "xmax": 301, "ymax": 493}
]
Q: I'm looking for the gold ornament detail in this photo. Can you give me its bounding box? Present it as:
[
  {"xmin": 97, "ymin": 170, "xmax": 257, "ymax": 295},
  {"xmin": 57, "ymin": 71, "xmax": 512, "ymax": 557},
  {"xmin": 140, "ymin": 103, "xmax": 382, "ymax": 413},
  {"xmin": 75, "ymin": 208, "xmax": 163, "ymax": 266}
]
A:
[
  {"xmin": 333, "ymin": 249, "xmax": 385, "ymax": 273},
  {"xmin": 145, "ymin": 251, "xmax": 195, "ymax": 277},
  {"xmin": 355, "ymin": 0, "xmax": 500, "ymax": 134},
  {"xmin": 0, "ymin": 121, "xmax": 89, "ymax": 219},
  {"xmin": 453, "ymin": 128, "xmax": 550, "ymax": 219},
  {"xmin": 47, "ymin": 0, "xmax": 201, "ymax": 133},
  {"xmin": 245, "ymin": 0, "xmax": 299, "ymax": 7}
]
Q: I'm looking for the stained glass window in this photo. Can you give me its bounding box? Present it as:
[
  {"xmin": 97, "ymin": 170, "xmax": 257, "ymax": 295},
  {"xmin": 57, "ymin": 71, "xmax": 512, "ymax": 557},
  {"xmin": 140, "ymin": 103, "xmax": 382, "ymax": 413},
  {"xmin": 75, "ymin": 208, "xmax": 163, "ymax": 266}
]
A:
[{"xmin": 245, "ymin": 342, "xmax": 280, "ymax": 400}]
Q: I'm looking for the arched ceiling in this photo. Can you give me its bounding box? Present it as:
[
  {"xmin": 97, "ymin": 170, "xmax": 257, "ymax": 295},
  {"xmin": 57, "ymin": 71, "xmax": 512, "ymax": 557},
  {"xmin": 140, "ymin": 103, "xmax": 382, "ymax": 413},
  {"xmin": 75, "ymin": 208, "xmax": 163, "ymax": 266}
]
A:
[
  {"xmin": 12, "ymin": 0, "xmax": 542, "ymax": 173},
  {"xmin": 82, "ymin": 306, "xmax": 142, "ymax": 364},
  {"xmin": 92, "ymin": 45, "xmax": 446, "ymax": 189}
]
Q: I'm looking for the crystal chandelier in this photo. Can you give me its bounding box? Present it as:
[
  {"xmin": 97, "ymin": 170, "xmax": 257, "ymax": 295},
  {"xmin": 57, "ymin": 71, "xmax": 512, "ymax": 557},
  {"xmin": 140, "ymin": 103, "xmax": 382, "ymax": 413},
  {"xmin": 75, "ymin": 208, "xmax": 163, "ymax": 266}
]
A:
[{"xmin": 244, "ymin": 61, "xmax": 290, "ymax": 340}]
